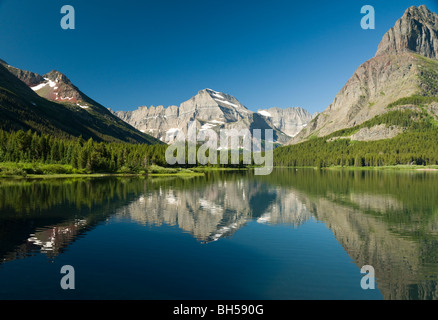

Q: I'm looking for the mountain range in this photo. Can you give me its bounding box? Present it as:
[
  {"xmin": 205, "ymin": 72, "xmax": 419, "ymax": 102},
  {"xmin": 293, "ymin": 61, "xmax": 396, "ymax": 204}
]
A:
[
  {"xmin": 113, "ymin": 88, "xmax": 314, "ymax": 145},
  {"xmin": 108, "ymin": 6, "xmax": 438, "ymax": 148},
  {"xmin": 1, "ymin": 4, "xmax": 438, "ymax": 154},
  {"xmin": 0, "ymin": 59, "xmax": 315, "ymax": 146}
]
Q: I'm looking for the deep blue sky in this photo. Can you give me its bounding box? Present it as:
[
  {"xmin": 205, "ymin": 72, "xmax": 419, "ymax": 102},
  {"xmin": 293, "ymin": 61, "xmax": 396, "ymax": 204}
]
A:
[{"xmin": 1, "ymin": 0, "xmax": 438, "ymax": 113}]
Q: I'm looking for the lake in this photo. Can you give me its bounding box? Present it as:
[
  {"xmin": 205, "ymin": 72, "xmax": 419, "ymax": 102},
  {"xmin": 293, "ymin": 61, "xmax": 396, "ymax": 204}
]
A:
[{"xmin": 0, "ymin": 168, "xmax": 437, "ymax": 300}]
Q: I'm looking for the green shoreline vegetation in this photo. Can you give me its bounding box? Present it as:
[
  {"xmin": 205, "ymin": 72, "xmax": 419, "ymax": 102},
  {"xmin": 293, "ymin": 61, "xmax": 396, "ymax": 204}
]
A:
[
  {"xmin": 0, "ymin": 162, "xmax": 243, "ymax": 178},
  {"xmin": 1, "ymin": 163, "xmax": 437, "ymax": 180},
  {"xmin": 275, "ymin": 165, "xmax": 438, "ymax": 172},
  {"xmin": 0, "ymin": 129, "xmax": 255, "ymax": 178},
  {"xmin": 2, "ymin": 105, "xmax": 438, "ymax": 180},
  {"xmin": 274, "ymin": 107, "xmax": 438, "ymax": 168}
]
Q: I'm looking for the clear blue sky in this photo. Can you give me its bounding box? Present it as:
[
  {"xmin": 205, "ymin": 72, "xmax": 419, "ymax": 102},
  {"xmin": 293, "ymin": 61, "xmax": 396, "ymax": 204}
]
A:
[{"xmin": 1, "ymin": 0, "xmax": 438, "ymax": 114}]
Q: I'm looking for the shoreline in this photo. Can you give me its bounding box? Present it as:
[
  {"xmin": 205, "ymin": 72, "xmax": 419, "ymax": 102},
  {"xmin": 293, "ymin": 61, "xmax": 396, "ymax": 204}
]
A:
[
  {"xmin": 274, "ymin": 165, "xmax": 438, "ymax": 171},
  {"xmin": 0, "ymin": 172, "xmax": 206, "ymax": 179},
  {"xmin": 0, "ymin": 166, "xmax": 251, "ymax": 179},
  {"xmin": 326, "ymin": 165, "xmax": 438, "ymax": 171},
  {"xmin": 1, "ymin": 164, "xmax": 438, "ymax": 179}
]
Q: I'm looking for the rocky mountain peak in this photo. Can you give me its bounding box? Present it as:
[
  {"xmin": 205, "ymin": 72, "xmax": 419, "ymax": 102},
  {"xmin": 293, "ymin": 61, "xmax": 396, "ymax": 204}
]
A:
[
  {"xmin": 179, "ymin": 88, "xmax": 250, "ymax": 123},
  {"xmin": 43, "ymin": 70, "xmax": 71, "ymax": 84},
  {"xmin": 0, "ymin": 63, "xmax": 86, "ymax": 103},
  {"xmin": 289, "ymin": 5, "xmax": 438, "ymax": 145},
  {"xmin": 375, "ymin": 5, "xmax": 438, "ymax": 59},
  {"xmin": 199, "ymin": 88, "xmax": 247, "ymax": 109},
  {"xmin": 115, "ymin": 89, "xmax": 313, "ymax": 144},
  {"xmin": 25, "ymin": 69, "xmax": 89, "ymax": 104}
]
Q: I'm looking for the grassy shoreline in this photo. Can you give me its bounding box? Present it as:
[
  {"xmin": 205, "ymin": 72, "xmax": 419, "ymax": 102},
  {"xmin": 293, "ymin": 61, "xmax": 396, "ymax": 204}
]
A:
[
  {"xmin": 276, "ymin": 165, "xmax": 438, "ymax": 171},
  {"xmin": 327, "ymin": 165, "xmax": 438, "ymax": 171},
  {"xmin": 2, "ymin": 162, "xmax": 437, "ymax": 179},
  {"xmin": 0, "ymin": 162, "xmax": 251, "ymax": 179},
  {"xmin": 0, "ymin": 172, "xmax": 206, "ymax": 179}
]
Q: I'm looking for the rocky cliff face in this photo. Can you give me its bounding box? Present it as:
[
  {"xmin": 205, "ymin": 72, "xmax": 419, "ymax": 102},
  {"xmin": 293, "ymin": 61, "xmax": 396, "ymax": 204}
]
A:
[
  {"xmin": 0, "ymin": 61, "xmax": 89, "ymax": 104},
  {"xmin": 290, "ymin": 5, "xmax": 438, "ymax": 144},
  {"xmin": 0, "ymin": 61, "xmax": 45, "ymax": 87},
  {"xmin": 257, "ymin": 107, "xmax": 314, "ymax": 137},
  {"xmin": 376, "ymin": 5, "xmax": 438, "ymax": 59},
  {"xmin": 115, "ymin": 88, "xmax": 309, "ymax": 144},
  {"xmin": 180, "ymin": 88, "xmax": 250, "ymax": 122}
]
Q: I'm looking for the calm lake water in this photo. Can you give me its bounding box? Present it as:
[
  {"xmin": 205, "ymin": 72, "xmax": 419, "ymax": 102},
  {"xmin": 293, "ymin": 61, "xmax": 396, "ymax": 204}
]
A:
[{"xmin": 0, "ymin": 168, "xmax": 438, "ymax": 300}]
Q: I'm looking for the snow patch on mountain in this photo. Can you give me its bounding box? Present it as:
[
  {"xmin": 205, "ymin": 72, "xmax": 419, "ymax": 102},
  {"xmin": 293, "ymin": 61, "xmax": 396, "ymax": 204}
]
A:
[
  {"xmin": 200, "ymin": 123, "xmax": 217, "ymax": 131},
  {"xmin": 31, "ymin": 82, "xmax": 47, "ymax": 91},
  {"xmin": 167, "ymin": 128, "xmax": 180, "ymax": 134},
  {"xmin": 214, "ymin": 99, "xmax": 239, "ymax": 108},
  {"xmin": 258, "ymin": 110, "xmax": 272, "ymax": 118},
  {"xmin": 31, "ymin": 78, "xmax": 57, "ymax": 91}
]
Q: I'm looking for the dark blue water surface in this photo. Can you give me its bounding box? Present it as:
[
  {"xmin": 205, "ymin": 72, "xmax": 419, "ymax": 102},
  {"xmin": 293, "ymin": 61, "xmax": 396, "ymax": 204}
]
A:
[{"xmin": 1, "ymin": 169, "xmax": 437, "ymax": 300}]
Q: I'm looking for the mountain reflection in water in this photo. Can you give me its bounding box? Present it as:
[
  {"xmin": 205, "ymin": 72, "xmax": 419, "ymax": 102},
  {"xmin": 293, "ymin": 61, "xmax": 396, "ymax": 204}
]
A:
[{"xmin": 0, "ymin": 169, "xmax": 438, "ymax": 299}]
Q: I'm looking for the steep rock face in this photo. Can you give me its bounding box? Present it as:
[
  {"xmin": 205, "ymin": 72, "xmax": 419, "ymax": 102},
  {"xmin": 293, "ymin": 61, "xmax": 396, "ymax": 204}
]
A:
[
  {"xmin": 290, "ymin": 53, "xmax": 423, "ymax": 142},
  {"xmin": 0, "ymin": 62, "xmax": 44, "ymax": 87},
  {"xmin": 290, "ymin": 5, "xmax": 438, "ymax": 144},
  {"xmin": 257, "ymin": 107, "xmax": 314, "ymax": 137},
  {"xmin": 180, "ymin": 88, "xmax": 250, "ymax": 122},
  {"xmin": 116, "ymin": 89, "xmax": 310, "ymax": 144},
  {"xmin": 376, "ymin": 5, "xmax": 438, "ymax": 59}
]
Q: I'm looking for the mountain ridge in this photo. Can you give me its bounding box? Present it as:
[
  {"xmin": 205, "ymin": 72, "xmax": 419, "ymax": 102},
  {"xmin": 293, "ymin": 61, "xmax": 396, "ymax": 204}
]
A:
[
  {"xmin": 114, "ymin": 88, "xmax": 313, "ymax": 144},
  {"xmin": 0, "ymin": 61, "xmax": 162, "ymax": 144},
  {"xmin": 288, "ymin": 4, "xmax": 438, "ymax": 145},
  {"xmin": 376, "ymin": 5, "xmax": 438, "ymax": 59}
]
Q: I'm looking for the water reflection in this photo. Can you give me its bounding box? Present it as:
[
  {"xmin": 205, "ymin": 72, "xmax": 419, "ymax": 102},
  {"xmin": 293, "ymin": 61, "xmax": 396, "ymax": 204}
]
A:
[
  {"xmin": 0, "ymin": 169, "xmax": 438, "ymax": 299},
  {"xmin": 0, "ymin": 177, "xmax": 146, "ymax": 263},
  {"xmin": 115, "ymin": 181, "xmax": 312, "ymax": 243}
]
